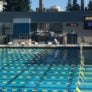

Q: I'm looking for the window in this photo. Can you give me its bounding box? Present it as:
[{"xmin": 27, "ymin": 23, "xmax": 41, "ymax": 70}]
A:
[
  {"xmin": 66, "ymin": 23, "xmax": 79, "ymax": 27},
  {"xmin": 84, "ymin": 16, "xmax": 92, "ymax": 29}
]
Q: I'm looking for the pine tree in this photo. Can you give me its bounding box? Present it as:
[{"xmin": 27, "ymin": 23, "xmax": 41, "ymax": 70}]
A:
[
  {"xmin": 85, "ymin": 7, "xmax": 88, "ymax": 11},
  {"xmin": 3, "ymin": 0, "xmax": 31, "ymax": 11},
  {"xmin": 66, "ymin": 0, "xmax": 72, "ymax": 11},
  {"xmin": 71, "ymin": 0, "xmax": 80, "ymax": 11},
  {"xmin": 87, "ymin": 0, "xmax": 92, "ymax": 11},
  {"xmin": 81, "ymin": 0, "xmax": 84, "ymax": 11}
]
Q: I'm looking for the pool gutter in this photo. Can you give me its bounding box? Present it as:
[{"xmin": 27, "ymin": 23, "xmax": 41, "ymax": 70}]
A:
[{"xmin": 0, "ymin": 44, "xmax": 92, "ymax": 48}]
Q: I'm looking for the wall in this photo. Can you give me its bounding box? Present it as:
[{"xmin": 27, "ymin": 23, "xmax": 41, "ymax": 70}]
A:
[
  {"xmin": 63, "ymin": 22, "xmax": 92, "ymax": 44},
  {"xmin": 0, "ymin": 23, "xmax": 13, "ymax": 35},
  {"xmin": 13, "ymin": 18, "xmax": 31, "ymax": 39}
]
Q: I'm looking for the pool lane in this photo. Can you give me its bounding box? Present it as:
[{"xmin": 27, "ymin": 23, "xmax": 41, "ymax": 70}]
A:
[{"xmin": 0, "ymin": 48, "xmax": 92, "ymax": 92}]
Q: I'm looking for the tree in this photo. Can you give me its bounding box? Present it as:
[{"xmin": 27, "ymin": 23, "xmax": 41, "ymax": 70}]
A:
[
  {"xmin": 3, "ymin": 0, "xmax": 31, "ymax": 11},
  {"xmin": 85, "ymin": 7, "xmax": 88, "ymax": 11},
  {"xmin": 81, "ymin": 0, "xmax": 84, "ymax": 11},
  {"xmin": 87, "ymin": 0, "xmax": 92, "ymax": 11},
  {"xmin": 66, "ymin": 0, "xmax": 72, "ymax": 11},
  {"xmin": 71, "ymin": 0, "xmax": 80, "ymax": 11}
]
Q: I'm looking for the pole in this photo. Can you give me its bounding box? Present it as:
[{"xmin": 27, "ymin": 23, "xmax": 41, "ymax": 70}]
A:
[{"xmin": 29, "ymin": 18, "xmax": 31, "ymax": 39}]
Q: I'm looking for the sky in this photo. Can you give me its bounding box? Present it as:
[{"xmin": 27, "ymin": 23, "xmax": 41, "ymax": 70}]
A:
[{"xmin": 31, "ymin": 0, "xmax": 89, "ymax": 10}]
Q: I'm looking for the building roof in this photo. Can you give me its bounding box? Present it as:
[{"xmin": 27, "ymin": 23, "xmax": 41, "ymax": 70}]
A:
[{"xmin": 0, "ymin": 11, "xmax": 92, "ymax": 23}]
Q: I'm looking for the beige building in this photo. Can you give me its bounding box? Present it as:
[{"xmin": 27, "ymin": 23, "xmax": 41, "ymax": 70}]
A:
[{"xmin": 0, "ymin": 0, "xmax": 6, "ymax": 11}]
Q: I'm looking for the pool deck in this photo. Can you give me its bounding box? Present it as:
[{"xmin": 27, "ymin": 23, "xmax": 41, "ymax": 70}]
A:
[{"xmin": 0, "ymin": 44, "xmax": 92, "ymax": 48}]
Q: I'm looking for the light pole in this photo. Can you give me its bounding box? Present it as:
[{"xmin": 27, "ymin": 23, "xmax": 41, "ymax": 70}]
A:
[{"xmin": 29, "ymin": 18, "xmax": 31, "ymax": 39}]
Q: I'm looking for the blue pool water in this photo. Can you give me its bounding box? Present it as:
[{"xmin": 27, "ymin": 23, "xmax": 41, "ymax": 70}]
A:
[{"xmin": 0, "ymin": 48, "xmax": 92, "ymax": 92}]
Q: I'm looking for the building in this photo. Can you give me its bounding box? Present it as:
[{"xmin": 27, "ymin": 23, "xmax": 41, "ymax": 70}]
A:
[
  {"xmin": 47, "ymin": 5, "xmax": 64, "ymax": 12},
  {"xmin": 0, "ymin": 0, "xmax": 6, "ymax": 12},
  {"xmin": 0, "ymin": 11, "xmax": 92, "ymax": 44},
  {"xmin": 36, "ymin": 0, "xmax": 45, "ymax": 12}
]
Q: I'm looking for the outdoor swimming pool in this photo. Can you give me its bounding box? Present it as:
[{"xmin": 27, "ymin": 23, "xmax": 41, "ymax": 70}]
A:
[{"xmin": 0, "ymin": 48, "xmax": 92, "ymax": 92}]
